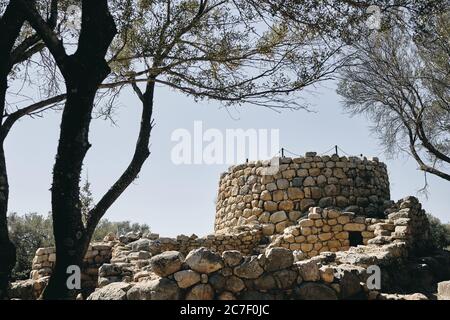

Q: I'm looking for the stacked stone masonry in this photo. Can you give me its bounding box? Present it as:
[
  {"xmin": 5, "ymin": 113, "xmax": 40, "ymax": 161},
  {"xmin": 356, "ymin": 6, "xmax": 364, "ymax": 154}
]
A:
[
  {"xmin": 271, "ymin": 196, "xmax": 431, "ymax": 258},
  {"xmin": 10, "ymin": 150, "xmax": 449, "ymax": 300},
  {"xmin": 86, "ymin": 197, "xmax": 448, "ymax": 300},
  {"xmin": 215, "ymin": 153, "xmax": 391, "ymax": 234},
  {"xmin": 22, "ymin": 243, "xmax": 114, "ymax": 298}
]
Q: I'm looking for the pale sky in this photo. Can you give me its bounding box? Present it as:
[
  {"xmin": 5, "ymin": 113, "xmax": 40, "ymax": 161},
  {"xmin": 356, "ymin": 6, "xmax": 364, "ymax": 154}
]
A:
[{"xmin": 6, "ymin": 81, "xmax": 450, "ymax": 237}]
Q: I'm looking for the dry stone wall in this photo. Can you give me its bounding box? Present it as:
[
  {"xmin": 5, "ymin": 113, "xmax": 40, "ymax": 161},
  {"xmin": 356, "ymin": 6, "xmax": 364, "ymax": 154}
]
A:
[
  {"xmin": 270, "ymin": 208, "xmax": 377, "ymax": 258},
  {"xmin": 271, "ymin": 196, "xmax": 431, "ymax": 258},
  {"xmin": 99, "ymin": 226, "xmax": 263, "ymax": 287},
  {"xmin": 215, "ymin": 153, "xmax": 391, "ymax": 234},
  {"xmin": 87, "ymin": 197, "xmax": 443, "ymax": 301},
  {"xmin": 15, "ymin": 194, "xmax": 443, "ymax": 301},
  {"xmin": 24, "ymin": 242, "xmax": 114, "ymax": 298}
]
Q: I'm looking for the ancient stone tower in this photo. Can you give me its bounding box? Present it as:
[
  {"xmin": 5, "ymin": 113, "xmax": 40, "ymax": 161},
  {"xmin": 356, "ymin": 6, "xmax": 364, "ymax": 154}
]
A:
[{"xmin": 215, "ymin": 152, "xmax": 391, "ymax": 234}]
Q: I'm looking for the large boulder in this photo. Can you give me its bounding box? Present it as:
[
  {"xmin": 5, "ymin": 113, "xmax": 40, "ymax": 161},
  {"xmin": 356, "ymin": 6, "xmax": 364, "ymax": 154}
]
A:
[
  {"xmin": 294, "ymin": 283, "xmax": 338, "ymax": 300},
  {"xmin": 185, "ymin": 284, "xmax": 215, "ymax": 300},
  {"xmin": 8, "ymin": 279, "xmax": 47, "ymax": 300},
  {"xmin": 149, "ymin": 251, "xmax": 184, "ymax": 277},
  {"xmin": 130, "ymin": 239, "xmax": 161, "ymax": 255},
  {"xmin": 264, "ymin": 247, "xmax": 294, "ymax": 272},
  {"xmin": 127, "ymin": 278, "xmax": 180, "ymax": 300},
  {"xmin": 87, "ymin": 282, "xmax": 133, "ymax": 300},
  {"xmin": 233, "ymin": 256, "xmax": 264, "ymax": 279},
  {"xmin": 185, "ymin": 247, "xmax": 224, "ymax": 274},
  {"xmin": 98, "ymin": 264, "xmax": 123, "ymax": 277}
]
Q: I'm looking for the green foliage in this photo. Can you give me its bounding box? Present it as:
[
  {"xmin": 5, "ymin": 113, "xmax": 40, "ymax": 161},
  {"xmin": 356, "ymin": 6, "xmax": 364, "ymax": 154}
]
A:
[
  {"xmin": 80, "ymin": 177, "xmax": 94, "ymax": 224},
  {"xmin": 427, "ymin": 214, "xmax": 450, "ymax": 250},
  {"xmin": 8, "ymin": 213, "xmax": 54, "ymax": 281},
  {"xmin": 92, "ymin": 219, "xmax": 150, "ymax": 241},
  {"xmin": 7, "ymin": 212, "xmax": 150, "ymax": 281}
]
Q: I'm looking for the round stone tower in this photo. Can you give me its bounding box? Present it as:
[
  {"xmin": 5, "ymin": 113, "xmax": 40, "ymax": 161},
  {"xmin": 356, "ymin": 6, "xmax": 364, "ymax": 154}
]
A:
[{"xmin": 215, "ymin": 152, "xmax": 391, "ymax": 234}]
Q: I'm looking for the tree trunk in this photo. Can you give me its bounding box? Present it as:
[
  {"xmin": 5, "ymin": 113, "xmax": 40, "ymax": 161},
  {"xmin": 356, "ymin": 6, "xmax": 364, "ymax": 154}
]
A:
[
  {"xmin": 0, "ymin": 0, "xmax": 28, "ymax": 300},
  {"xmin": 0, "ymin": 78, "xmax": 15, "ymax": 300},
  {"xmin": 39, "ymin": 1, "xmax": 116, "ymax": 300},
  {"xmin": 42, "ymin": 71, "xmax": 107, "ymax": 299}
]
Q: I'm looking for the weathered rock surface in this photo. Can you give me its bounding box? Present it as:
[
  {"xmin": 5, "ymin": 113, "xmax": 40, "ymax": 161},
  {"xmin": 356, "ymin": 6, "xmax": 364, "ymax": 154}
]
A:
[
  {"xmin": 185, "ymin": 247, "xmax": 224, "ymax": 274},
  {"xmin": 233, "ymin": 256, "xmax": 264, "ymax": 279},
  {"xmin": 438, "ymin": 281, "xmax": 450, "ymax": 300},
  {"xmin": 263, "ymin": 247, "xmax": 294, "ymax": 273},
  {"xmin": 185, "ymin": 284, "xmax": 215, "ymax": 300},
  {"xmin": 88, "ymin": 282, "xmax": 133, "ymax": 300},
  {"xmin": 149, "ymin": 251, "xmax": 184, "ymax": 277},
  {"xmin": 127, "ymin": 278, "xmax": 180, "ymax": 300},
  {"xmin": 174, "ymin": 270, "xmax": 201, "ymax": 289},
  {"xmin": 294, "ymin": 283, "xmax": 338, "ymax": 300}
]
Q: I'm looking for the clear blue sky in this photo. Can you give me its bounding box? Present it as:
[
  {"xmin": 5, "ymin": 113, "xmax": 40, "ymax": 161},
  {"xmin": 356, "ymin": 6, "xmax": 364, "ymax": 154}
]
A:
[{"xmin": 6, "ymin": 81, "xmax": 450, "ymax": 237}]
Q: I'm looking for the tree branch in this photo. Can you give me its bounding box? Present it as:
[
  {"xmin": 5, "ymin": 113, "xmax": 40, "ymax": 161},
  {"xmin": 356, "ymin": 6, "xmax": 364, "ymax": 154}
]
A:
[{"xmin": 86, "ymin": 78, "xmax": 156, "ymax": 234}]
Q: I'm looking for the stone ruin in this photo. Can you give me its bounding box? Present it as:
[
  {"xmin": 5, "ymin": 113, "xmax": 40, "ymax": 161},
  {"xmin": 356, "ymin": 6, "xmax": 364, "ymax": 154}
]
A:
[{"xmin": 9, "ymin": 153, "xmax": 450, "ymax": 300}]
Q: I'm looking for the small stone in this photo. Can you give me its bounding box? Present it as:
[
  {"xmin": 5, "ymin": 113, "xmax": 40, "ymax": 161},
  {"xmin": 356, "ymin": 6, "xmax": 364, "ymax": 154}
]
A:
[
  {"xmin": 264, "ymin": 201, "xmax": 278, "ymax": 212},
  {"xmin": 337, "ymin": 215, "xmax": 350, "ymax": 224},
  {"xmin": 438, "ymin": 281, "xmax": 450, "ymax": 300},
  {"xmin": 276, "ymin": 179, "xmax": 290, "ymax": 189},
  {"xmin": 174, "ymin": 270, "xmax": 201, "ymax": 289},
  {"xmin": 289, "ymin": 211, "xmax": 301, "ymax": 221},
  {"xmin": 288, "ymin": 188, "xmax": 304, "ymax": 200},
  {"xmin": 278, "ymin": 200, "xmax": 294, "ymax": 211},
  {"xmin": 185, "ymin": 284, "xmax": 214, "ymax": 300},
  {"xmin": 260, "ymin": 190, "xmax": 272, "ymax": 201},
  {"xmin": 254, "ymin": 274, "xmax": 276, "ymax": 291},
  {"xmin": 343, "ymin": 223, "xmax": 366, "ymax": 232},
  {"xmin": 299, "ymin": 219, "xmax": 314, "ymax": 227},
  {"xmin": 300, "ymin": 199, "xmax": 316, "ymax": 212},
  {"xmin": 303, "ymin": 177, "xmax": 316, "ymax": 187},
  {"xmin": 225, "ymin": 276, "xmax": 245, "ymax": 293},
  {"xmin": 270, "ymin": 211, "xmax": 288, "ymax": 224},
  {"xmin": 320, "ymin": 266, "xmax": 334, "ymax": 283},
  {"xmin": 262, "ymin": 223, "xmax": 275, "ymax": 236},
  {"xmin": 296, "ymin": 260, "xmax": 320, "ymax": 281},
  {"xmin": 233, "ymin": 256, "xmax": 264, "ymax": 279},
  {"xmin": 222, "ymin": 251, "xmax": 243, "ymax": 267},
  {"xmin": 218, "ymin": 291, "xmax": 236, "ymax": 300}
]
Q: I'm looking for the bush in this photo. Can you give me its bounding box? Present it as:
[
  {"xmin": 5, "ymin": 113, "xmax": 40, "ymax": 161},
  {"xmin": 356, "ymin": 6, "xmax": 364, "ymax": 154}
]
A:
[
  {"xmin": 92, "ymin": 219, "xmax": 150, "ymax": 241},
  {"xmin": 427, "ymin": 214, "xmax": 450, "ymax": 250},
  {"xmin": 8, "ymin": 213, "xmax": 54, "ymax": 281},
  {"xmin": 8, "ymin": 212, "xmax": 150, "ymax": 281}
]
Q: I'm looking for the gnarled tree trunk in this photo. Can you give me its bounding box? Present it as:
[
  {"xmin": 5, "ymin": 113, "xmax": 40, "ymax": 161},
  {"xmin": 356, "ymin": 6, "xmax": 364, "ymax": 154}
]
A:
[{"xmin": 0, "ymin": 0, "xmax": 26, "ymax": 299}]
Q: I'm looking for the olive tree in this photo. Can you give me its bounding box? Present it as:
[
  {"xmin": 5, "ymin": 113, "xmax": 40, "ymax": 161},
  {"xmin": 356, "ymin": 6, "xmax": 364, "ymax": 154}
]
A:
[
  {"xmin": 0, "ymin": 0, "xmax": 66, "ymax": 299},
  {"xmin": 337, "ymin": 7, "xmax": 450, "ymax": 185}
]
